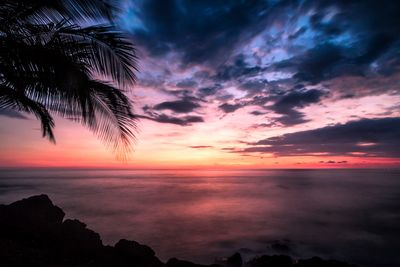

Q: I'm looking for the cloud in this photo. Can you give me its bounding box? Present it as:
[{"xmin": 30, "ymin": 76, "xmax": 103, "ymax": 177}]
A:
[
  {"xmin": 272, "ymin": 89, "xmax": 325, "ymax": 111},
  {"xmin": 214, "ymin": 54, "xmax": 265, "ymax": 82},
  {"xmin": 127, "ymin": 0, "xmax": 400, "ymax": 89},
  {"xmin": 154, "ymin": 99, "xmax": 200, "ymax": 113},
  {"xmin": 221, "ymin": 147, "xmax": 236, "ymax": 151},
  {"xmin": 274, "ymin": 0, "xmax": 400, "ymax": 84},
  {"xmin": 196, "ymin": 85, "xmax": 221, "ymax": 98},
  {"xmin": 189, "ymin": 146, "xmax": 213, "ymax": 149},
  {"xmin": 249, "ymin": 122, "xmax": 278, "ymax": 129},
  {"xmin": 122, "ymin": 0, "xmax": 400, "ymax": 138},
  {"xmin": 219, "ymin": 103, "xmax": 243, "ymax": 114},
  {"xmin": 269, "ymin": 89, "xmax": 325, "ymax": 126},
  {"xmin": 276, "ymin": 44, "xmax": 345, "ymax": 84},
  {"xmin": 320, "ymin": 160, "xmax": 348, "ymax": 164},
  {"xmin": 137, "ymin": 114, "xmax": 204, "ymax": 126},
  {"xmin": 241, "ymin": 117, "xmax": 400, "ymax": 157},
  {"xmin": 123, "ymin": 0, "xmax": 282, "ymax": 66},
  {"xmin": 240, "ymin": 80, "xmax": 267, "ymax": 92},
  {"xmin": 176, "ymin": 79, "xmax": 198, "ymax": 88},
  {"xmin": 249, "ymin": 110, "xmax": 266, "ymax": 116},
  {"xmin": 274, "ymin": 110, "xmax": 310, "ymax": 126}
]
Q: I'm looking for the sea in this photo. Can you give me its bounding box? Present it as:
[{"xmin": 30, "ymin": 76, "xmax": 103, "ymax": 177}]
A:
[{"xmin": 0, "ymin": 168, "xmax": 399, "ymax": 267}]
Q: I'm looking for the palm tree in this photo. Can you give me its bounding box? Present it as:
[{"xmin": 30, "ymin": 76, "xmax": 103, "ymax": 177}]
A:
[{"xmin": 0, "ymin": 0, "xmax": 138, "ymax": 158}]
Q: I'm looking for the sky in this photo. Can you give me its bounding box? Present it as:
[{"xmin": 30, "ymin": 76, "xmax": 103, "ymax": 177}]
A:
[{"xmin": 1, "ymin": 0, "xmax": 400, "ymax": 168}]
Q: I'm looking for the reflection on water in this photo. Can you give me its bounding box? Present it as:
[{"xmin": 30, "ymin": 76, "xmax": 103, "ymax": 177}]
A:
[{"xmin": 0, "ymin": 169, "xmax": 399, "ymax": 266}]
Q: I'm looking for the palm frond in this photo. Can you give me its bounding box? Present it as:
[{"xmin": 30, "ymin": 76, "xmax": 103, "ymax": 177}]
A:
[
  {"xmin": 0, "ymin": 85, "xmax": 55, "ymax": 142},
  {"xmin": 56, "ymin": 24, "xmax": 138, "ymax": 86},
  {"xmin": 87, "ymin": 80, "xmax": 137, "ymax": 158},
  {"xmin": 0, "ymin": 0, "xmax": 118, "ymax": 24},
  {"xmin": 0, "ymin": 0, "xmax": 139, "ymax": 158},
  {"xmin": 1, "ymin": 34, "xmax": 137, "ymax": 157}
]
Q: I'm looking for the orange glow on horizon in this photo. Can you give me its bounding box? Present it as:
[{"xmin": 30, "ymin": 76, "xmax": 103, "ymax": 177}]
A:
[{"xmin": 1, "ymin": 96, "xmax": 400, "ymax": 170}]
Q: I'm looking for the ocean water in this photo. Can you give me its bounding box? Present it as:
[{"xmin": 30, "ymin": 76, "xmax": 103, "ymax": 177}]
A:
[{"xmin": 0, "ymin": 169, "xmax": 399, "ymax": 267}]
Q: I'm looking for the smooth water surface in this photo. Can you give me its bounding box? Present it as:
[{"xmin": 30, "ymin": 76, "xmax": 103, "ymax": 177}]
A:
[{"xmin": 0, "ymin": 169, "xmax": 399, "ymax": 267}]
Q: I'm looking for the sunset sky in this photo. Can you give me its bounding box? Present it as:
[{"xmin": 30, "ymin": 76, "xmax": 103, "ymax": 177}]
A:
[{"xmin": 1, "ymin": 0, "xmax": 400, "ymax": 168}]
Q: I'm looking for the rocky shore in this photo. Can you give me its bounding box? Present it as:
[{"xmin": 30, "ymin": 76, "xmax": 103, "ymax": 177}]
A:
[{"xmin": 0, "ymin": 195, "xmax": 358, "ymax": 267}]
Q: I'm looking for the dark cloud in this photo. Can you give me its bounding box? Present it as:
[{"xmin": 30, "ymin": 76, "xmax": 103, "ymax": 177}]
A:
[
  {"xmin": 128, "ymin": 0, "xmax": 400, "ymax": 88},
  {"xmin": 0, "ymin": 109, "xmax": 28, "ymax": 119},
  {"xmin": 288, "ymin": 26, "xmax": 307, "ymax": 40},
  {"xmin": 176, "ymin": 79, "xmax": 198, "ymax": 88},
  {"xmin": 137, "ymin": 114, "xmax": 204, "ymax": 126},
  {"xmin": 125, "ymin": 0, "xmax": 400, "ymax": 131},
  {"xmin": 320, "ymin": 160, "xmax": 348, "ymax": 164},
  {"xmin": 273, "ymin": 110, "xmax": 309, "ymax": 126},
  {"xmin": 269, "ymin": 89, "xmax": 325, "ymax": 126},
  {"xmin": 249, "ymin": 122, "xmax": 277, "ymax": 129},
  {"xmin": 280, "ymin": 40, "xmax": 398, "ymax": 84},
  {"xmin": 305, "ymin": 0, "xmax": 400, "ymax": 42},
  {"xmin": 272, "ymin": 89, "xmax": 325, "ymax": 112},
  {"xmin": 197, "ymin": 85, "xmax": 221, "ymax": 98},
  {"xmin": 275, "ymin": 0, "xmax": 400, "ymax": 84},
  {"xmin": 221, "ymin": 147, "xmax": 235, "ymax": 151},
  {"xmin": 140, "ymin": 99, "xmax": 204, "ymax": 125},
  {"xmin": 124, "ymin": 0, "xmax": 283, "ymax": 66},
  {"xmin": 240, "ymin": 80, "xmax": 268, "ymax": 93},
  {"xmin": 214, "ymin": 54, "xmax": 265, "ymax": 82},
  {"xmin": 216, "ymin": 88, "xmax": 324, "ymax": 121},
  {"xmin": 241, "ymin": 117, "xmax": 400, "ymax": 157},
  {"xmin": 219, "ymin": 103, "xmax": 243, "ymax": 114},
  {"xmin": 154, "ymin": 99, "xmax": 200, "ymax": 113},
  {"xmin": 309, "ymin": 11, "xmax": 343, "ymax": 36},
  {"xmin": 278, "ymin": 44, "xmax": 345, "ymax": 84},
  {"xmin": 249, "ymin": 111, "xmax": 266, "ymax": 116}
]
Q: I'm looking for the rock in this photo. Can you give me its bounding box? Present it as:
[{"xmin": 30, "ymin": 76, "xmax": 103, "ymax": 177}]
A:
[
  {"xmin": 0, "ymin": 194, "xmax": 65, "ymax": 225},
  {"xmin": 113, "ymin": 239, "xmax": 163, "ymax": 267},
  {"xmin": 215, "ymin": 253, "xmax": 243, "ymax": 267},
  {"xmin": 115, "ymin": 239, "xmax": 156, "ymax": 257},
  {"xmin": 166, "ymin": 258, "xmax": 222, "ymax": 267},
  {"xmin": 246, "ymin": 255, "xmax": 293, "ymax": 267},
  {"xmin": 0, "ymin": 194, "xmax": 65, "ymax": 242},
  {"xmin": 0, "ymin": 195, "xmax": 359, "ymax": 267},
  {"xmin": 269, "ymin": 240, "xmax": 292, "ymax": 253},
  {"xmin": 60, "ymin": 219, "xmax": 103, "ymax": 252},
  {"xmin": 227, "ymin": 252, "xmax": 243, "ymax": 267},
  {"xmin": 0, "ymin": 194, "xmax": 165, "ymax": 267},
  {"xmin": 0, "ymin": 195, "xmax": 66, "ymax": 266},
  {"xmin": 296, "ymin": 257, "xmax": 358, "ymax": 267}
]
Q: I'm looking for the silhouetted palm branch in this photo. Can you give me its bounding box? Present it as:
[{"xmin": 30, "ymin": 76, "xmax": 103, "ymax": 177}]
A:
[
  {"xmin": 0, "ymin": 0, "xmax": 138, "ymax": 158},
  {"xmin": 1, "ymin": 0, "xmax": 117, "ymax": 25},
  {"xmin": 0, "ymin": 85, "xmax": 55, "ymax": 142}
]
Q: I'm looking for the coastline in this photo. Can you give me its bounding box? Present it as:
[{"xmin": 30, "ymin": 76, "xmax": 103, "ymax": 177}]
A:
[{"xmin": 0, "ymin": 195, "xmax": 358, "ymax": 267}]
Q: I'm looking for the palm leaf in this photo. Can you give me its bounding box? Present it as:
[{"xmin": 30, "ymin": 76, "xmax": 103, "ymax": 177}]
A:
[
  {"xmin": 0, "ymin": 0, "xmax": 138, "ymax": 158},
  {"xmin": 1, "ymin": 0, "xmax": 118, "ymax": 24},
  {"xmin": 56, "ymin": 23, "xmax": 138, "ymax": 86},
  {"xmin": 0, "ymin": 85, "xmax": 55, "ymax": 142}
]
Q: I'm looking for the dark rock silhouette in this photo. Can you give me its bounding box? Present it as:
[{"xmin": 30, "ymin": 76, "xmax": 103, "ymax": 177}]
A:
[
  {"xmin": 0, "ymin": 195, "xmax": 358, "ymax": 267},
  {"xmin": 0, "ymin": 195, "xmax": 163, "ymax": 266},
  {"xmin": 215, "ymin": 252, "xmax": 242, "ymax": 267},
  {"xmin": 246, "ymin": 255, "xmax": 358, "ymax": 267},
  {"xmin": 60, "ymin": 219, "xmax": 102, "ymax": 252},
  {"xmin": 247, "ymin": 255, "xmax": 293, "ymax": 267},
  {"xmin": 226, "ymin": 252, "xmax": 243, "ymax": 267},
  {"xmin": 296, "ymin": 257, "xmax": 359, "ymax": 267},
  {"xmin": 166, "ymin": 258, "xmax": 221, "ymax": 267},
  {"xmin": 0, "ymin": 194, "xmax": 64, "ymax": 239},
  {"xmin": 113, "ymin": 239, "xmax": 164, "ymax": 267},
  {"xmin": 269, "ymin": 239, "xmax": 292, "ymax": 253}
]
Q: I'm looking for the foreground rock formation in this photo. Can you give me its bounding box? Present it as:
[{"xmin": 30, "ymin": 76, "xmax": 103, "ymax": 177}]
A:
[{"xmin": 0, "ymin": 195, "xmax": 358, "ymax": 267}]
